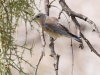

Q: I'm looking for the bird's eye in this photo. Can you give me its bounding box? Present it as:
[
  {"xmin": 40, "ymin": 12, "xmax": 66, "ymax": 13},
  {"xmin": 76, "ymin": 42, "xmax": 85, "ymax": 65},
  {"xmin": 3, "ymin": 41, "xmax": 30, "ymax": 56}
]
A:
[{"xmin": 37, "ymin": 15, "xmax": 40, "ymax": 18}]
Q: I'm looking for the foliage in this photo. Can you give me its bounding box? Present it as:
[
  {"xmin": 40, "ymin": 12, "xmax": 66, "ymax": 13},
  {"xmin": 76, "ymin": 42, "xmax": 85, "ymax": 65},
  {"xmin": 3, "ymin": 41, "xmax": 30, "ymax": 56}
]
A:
[{"xmin": 0, "ymin": 0, "xmax": 36, "ymax": 75}]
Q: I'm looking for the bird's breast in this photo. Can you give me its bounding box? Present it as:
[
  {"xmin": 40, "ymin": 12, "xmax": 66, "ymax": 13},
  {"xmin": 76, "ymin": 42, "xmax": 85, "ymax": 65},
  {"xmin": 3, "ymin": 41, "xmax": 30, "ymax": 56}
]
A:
[{"xmin": 40, "ymin": 25, "xmax": 62, "ymax": 38}]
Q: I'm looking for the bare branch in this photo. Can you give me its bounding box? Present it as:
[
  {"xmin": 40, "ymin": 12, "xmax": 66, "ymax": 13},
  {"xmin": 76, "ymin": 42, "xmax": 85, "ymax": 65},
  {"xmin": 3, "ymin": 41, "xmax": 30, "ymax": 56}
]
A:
[
  {"xmin": 49, "ymin": 37, "xmax": 60, "ymax": 75},
  {"xmin": 81, "ymin": 33, "xmax": 100, "ymax": 57},
  {"xmin": 71, "ymin": 16, "xmax": 84, "ymax": 49},
  {"xmin": 40, "ymin": 28, "xmax": 46, "ymax": 55},
  {"xmin": 59, "ymin": 0, "xmax": 100, "ymax": 37},
  {"xmin": 71, "ymin": 11, "xmax": 100, "ymax": 37},
  {"xmin": 58, "ymin": 0, "xmax": 100, "ymax": 57},
  {"xmin": 71, "ymin": 40, "xmax": 74, "ymax": 75},
  {"xmin": 58, "ymin": 0, "xmax": 73, "ymax": 16},
  {"xmin": 86, "ymin": 18, "xmax": 100, "ymax": 37},
  {"xmin": 58, "ymin": 9, "xmax": 63, "ymax": 19},
  {"xmin": 69, "ymin": 23, "xmax": 74, "ymax": 75},
  {"xmin": 34, "ymin": 28, "xmax": 46, "ymax": 75},
  {"xmin": 34, "ymin": 50, "xmax": 44, "ymax": 75},
  {"xmin": 50, "ymin": 0, "xmax": 56, "ymax": 5},
  {"xmin": 44, "ymin": 0, "xmax": 50, "ymax": 16}
]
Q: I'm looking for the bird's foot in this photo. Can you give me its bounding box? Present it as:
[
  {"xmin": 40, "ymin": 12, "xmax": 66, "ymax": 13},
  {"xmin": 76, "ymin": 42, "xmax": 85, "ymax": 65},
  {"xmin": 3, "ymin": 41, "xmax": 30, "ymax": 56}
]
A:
[{"xmin": 79, "ymin": 43, "xmax": 84, "ymax": 49}]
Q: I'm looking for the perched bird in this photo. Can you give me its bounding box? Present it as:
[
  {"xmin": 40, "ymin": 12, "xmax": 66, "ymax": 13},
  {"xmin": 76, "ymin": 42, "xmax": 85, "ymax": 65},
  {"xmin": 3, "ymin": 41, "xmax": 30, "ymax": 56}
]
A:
[{"xmin": 33, "ymin": 12, "xmax": 82, "ymax": 43}]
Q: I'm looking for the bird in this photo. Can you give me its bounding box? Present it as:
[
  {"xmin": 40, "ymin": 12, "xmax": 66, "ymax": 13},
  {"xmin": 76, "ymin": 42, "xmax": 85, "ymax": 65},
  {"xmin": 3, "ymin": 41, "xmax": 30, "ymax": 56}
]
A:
[{"xmin": 32, "ymin": 12, "xmax": 82, "ymax": 43}]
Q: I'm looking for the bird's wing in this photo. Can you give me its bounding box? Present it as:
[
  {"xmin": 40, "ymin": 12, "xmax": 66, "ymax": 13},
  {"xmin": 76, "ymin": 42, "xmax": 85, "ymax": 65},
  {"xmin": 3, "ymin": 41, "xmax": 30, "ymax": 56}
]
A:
[{"xmin": 42, "ymin": 17, "xmax": 70, "ymax": 35}]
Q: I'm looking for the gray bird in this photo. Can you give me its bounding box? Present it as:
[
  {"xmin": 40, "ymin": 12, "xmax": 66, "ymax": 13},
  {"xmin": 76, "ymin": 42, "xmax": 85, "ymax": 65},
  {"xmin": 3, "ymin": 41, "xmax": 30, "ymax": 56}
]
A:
[{"xmin": 33, "ymin": 12, "xmax": 82, "ymax": 43}]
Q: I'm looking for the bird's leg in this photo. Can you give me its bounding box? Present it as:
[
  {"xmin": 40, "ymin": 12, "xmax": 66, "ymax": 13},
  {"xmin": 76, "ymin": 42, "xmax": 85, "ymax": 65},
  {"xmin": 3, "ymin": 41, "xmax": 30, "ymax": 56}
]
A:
[
  {"xmin": 53, "ymin": 38, "xmax": 57, "ymax": 41},
  {"xmin": 79, "ymin": 37, "xmax": 84, "ymax": 49}
]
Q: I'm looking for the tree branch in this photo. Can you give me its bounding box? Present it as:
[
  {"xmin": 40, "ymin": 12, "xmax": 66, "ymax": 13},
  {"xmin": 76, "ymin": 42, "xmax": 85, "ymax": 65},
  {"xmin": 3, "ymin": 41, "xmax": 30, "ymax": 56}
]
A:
[
  {"xmin": 72, "ymin": 11, "xmax": 100, "ymax": 37},
  {"xmin": 58, "ymin": 0, "xmax": 100, "ymax": 37},
  {"xmin": 58, "ymin": 0, "xmax": 100, "ymax": 57},
  {"xmin": 34, "ymin": 49, "xmax": 44, "ymax": 75},
  {"xmin": 34, "ymin": 28, "xmax": 46, "ymax": 75},
  {"xmin": 81, "ymin": 33, "xmax": 100, "ymax": 57}
]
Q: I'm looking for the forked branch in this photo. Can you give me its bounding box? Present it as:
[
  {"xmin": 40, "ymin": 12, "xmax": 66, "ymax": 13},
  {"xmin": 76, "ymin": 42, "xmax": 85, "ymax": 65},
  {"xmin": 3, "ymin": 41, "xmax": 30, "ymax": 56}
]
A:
[{"xmin": 58, "ymin": 0, "xmax": 100, "ymax": 57}]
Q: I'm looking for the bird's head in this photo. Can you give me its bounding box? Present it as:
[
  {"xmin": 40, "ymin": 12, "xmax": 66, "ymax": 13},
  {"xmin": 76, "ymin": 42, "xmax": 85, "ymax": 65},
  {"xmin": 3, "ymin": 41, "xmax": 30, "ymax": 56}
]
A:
[{"xmin": 32, "ymin": 13, "xmax": 48, "ymax": 23}]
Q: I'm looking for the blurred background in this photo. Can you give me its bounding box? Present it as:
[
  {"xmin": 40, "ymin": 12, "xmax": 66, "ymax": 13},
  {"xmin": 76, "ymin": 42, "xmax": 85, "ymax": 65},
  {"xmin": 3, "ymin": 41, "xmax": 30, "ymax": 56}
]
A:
[{"xmin": 12, "ymin": 0, "xmax": 100, "ymax": 75}]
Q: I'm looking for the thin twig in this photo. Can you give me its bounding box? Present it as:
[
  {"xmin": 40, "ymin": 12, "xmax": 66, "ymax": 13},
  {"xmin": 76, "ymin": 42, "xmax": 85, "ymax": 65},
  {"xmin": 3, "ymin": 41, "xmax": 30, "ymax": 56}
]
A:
[
  {"xmin": 58, "ymin": 9, "xmax": 63, "ymax": 19},
  {"xmin": 49, "ymin": 5, "xmax": 68, "ymax": 20},
  {"xmin": 33, "ymin": 0, "xmax": 40, "ymax": 12},
  {"xmin": 44, "ymin": 0, "xmax": 50, "ymax": 16},
  {"xmin": 34, "ymin": 50, "xmax": 44, "ymax": 75},
  {"xmin": 49, "ymin": 0, "xmax": 56, "ymax": 5},
  {"xmin": 40, "ymin": 28, "xmax": 46, "ymax": 56},
  {"xmin": 81, "ymin": 33, "xmax": 100, "ymax": 57},
  {"xmin": 71, "ymin": 39, "xmax": 74, "ymax": 75},
  {"xmin": 34, "ymin": 28, "xmax": 46, "ymax": 75},
  {"xmin": 71, "ymin": 16, "xmax": 84, "ymax": 49},
  {"xmin": 68, "ymin": 21, "xmax": 74, "ymax": 75}
]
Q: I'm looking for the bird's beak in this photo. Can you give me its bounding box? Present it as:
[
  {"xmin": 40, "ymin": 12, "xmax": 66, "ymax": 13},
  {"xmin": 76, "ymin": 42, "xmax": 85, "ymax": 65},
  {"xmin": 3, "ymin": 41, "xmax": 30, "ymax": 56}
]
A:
[
  {"xmin": 32, "ymin": 17, "xmax": 36, "ymax": 20},
  {"xmin": 32, "ymin": 14, "xmax": 37, "ymax": 20}
]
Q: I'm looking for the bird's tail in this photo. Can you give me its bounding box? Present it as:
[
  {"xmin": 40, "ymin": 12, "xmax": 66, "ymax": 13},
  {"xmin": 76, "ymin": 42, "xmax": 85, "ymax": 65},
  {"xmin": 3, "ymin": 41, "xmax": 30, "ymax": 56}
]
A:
[{"xmin": 69, "ymin": 33, "xmax": 82, "ymax": 43}]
